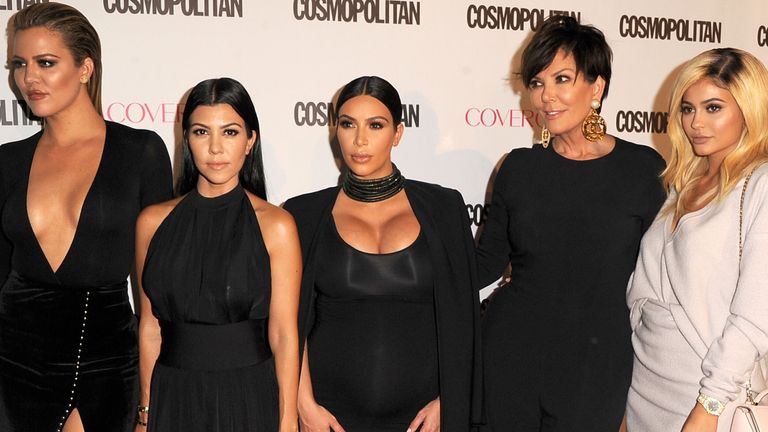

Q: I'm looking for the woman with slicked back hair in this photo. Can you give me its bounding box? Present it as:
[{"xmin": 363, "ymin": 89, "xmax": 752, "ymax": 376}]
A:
[
  {"xmin": 285, "ymin": 76, "xmax": 482, "ymax": 432},
  {"xmin": 0, "ymin": 3, "xmax": 173, "ymax": 432},
  {"xmin": 135, "ymin": 78, "xmax": 300, "ymax": 432},
  {"xmin": 627, "ymin": 48, "xmax": 768, "ymax": 432}
]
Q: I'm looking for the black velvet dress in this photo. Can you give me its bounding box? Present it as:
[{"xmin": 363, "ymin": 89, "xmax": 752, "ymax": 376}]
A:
[
  {"xmin": 0, "ymin": 122, "xmax": 173, "ymax": 432},
  {"xmin": 309, "ymin": 217, "xmax": 438, "ymax": 431},
  {"xmin": 141, "ymin": 185, "xmax": 278, "ymax": 431}
]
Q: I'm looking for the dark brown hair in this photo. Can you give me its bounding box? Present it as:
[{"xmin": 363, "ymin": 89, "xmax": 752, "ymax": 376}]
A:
[{"xmin": 520, "ymin": 15, "xmax": 612, "ymax": 108}]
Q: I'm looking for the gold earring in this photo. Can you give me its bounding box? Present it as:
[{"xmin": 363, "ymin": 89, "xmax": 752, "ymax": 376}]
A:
[
  {"xmin": 540, "ymin": 127, "xmax": 551, "ymax": 148},
  {"xmin": 582, "ymin": 99, "xmax": 606, "ymax": 142}
]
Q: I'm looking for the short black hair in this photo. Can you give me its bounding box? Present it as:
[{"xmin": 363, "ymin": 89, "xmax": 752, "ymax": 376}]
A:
[
  {"xmin": 177, "ymin": 77, "xmax": 266, "ymax": 199},
  {"xmin": 521, "ymin": 15, "xmax": 613, "ymax": 105},
  {"xmin": 336, "ymin": 76, "xmax": 402, "ymax": 126}
]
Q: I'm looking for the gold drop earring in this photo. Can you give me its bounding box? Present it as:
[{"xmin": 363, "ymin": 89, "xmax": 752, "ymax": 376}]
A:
[
  {"xmin": 540, "ymin": 127, "xmax": 551, "ymax": 148},
  {"xmin": 582, "ymin": 99, "xmax": 606, "ymax": 142}
]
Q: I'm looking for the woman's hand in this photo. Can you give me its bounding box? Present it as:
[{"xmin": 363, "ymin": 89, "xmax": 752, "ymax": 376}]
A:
[
  {"xmin": 298, "ymin": 399, "xmax": 345, "ymax": 432},
  {"xmin": 681, "ymin": 403, "xmax": 718, "ymax": 432},
  {"xmin": 408, "ymin": 397, "xmax": 440, "ymax": 432}
]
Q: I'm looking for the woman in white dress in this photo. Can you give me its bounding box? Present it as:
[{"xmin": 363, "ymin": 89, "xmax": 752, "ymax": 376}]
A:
[{"xmin": 626, "ymin": 47, "xmax": 768, "ymax": 432}]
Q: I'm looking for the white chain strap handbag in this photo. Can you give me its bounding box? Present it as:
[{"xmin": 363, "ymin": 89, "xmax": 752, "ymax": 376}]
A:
[{"xmin": 729, "ymin": 168, "xmax": 768, "ymax": 432}]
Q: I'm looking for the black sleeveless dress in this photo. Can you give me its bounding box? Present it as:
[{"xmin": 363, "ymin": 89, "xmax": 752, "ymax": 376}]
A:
[
  {"xmin": 309, "ymin": 217, "xmax": 438, "ymax": 431},
  {"xmin": 0, "ymin": 122, "xmax": 172, "ymax": 432},
  {"xmin": 141, "ymin": 184, "xmax": 278, "ymax": 432}
]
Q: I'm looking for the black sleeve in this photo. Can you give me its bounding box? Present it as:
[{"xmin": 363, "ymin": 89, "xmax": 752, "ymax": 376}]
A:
[
  {"xmin": 641, "ymin": 154, "xmax": 667, "ymax": 233},
  {"xmin": 139, "ymin": 131, "xmax": 174, "ymax": 207},
  {"xmin": 452, "ymin": 189, "xmax": 485, "ymax": 425},
  {"xmin": 475, "ymin": 155, "xmax": 514, "ymax": 288},
  {"xmin": 0, "ymin": 147, "xmax": 12, "ymax": 287}
]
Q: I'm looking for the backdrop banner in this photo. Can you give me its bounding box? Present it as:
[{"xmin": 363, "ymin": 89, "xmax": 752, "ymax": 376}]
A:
[{"xmin": 3, "ymin": 0, "xmax": 767, "ymax": 296}]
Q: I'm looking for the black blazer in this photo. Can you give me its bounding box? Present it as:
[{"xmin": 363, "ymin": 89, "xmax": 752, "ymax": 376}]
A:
[{"xmin": 284, "ymin": 179, "xmax": 483, "ymax": 430}]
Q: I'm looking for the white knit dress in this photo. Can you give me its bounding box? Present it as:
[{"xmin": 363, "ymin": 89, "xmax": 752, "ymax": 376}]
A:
[{"xmin": 626, "ymin": 165, "xmax": 768, "ymax": 432}]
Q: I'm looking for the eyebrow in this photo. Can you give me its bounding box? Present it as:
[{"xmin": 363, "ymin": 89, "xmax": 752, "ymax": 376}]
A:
[
  {"xmin": 539, "ymin": 67, "xmax": 575, "ymax": 77},
  {"xmin": 13, "ymin": 53, "xmax": 61, "ymax": 60},
  {"xmin": 681, "ymin": 98, "xmax": 727, "ymax": 104},
  {"xmin": 189, "ymin": 122, "xmax": 243, "ymax": 128},
  {"xmin": 338, "ymin": 114, "xmax": 390, "ymax": 123}
]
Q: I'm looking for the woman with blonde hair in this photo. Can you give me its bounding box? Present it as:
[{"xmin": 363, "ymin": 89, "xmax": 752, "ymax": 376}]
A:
[{"xmin": 627, "ymin": 47, "xmax": 768, "ymax": 432}]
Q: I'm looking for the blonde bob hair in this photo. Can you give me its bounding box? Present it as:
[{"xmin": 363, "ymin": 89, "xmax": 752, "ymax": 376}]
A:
[{"xmin": 663, "ymin": 47, "xmax": 768, "ymax": 216}]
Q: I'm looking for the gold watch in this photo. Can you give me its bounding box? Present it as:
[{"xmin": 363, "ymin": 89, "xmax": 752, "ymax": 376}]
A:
[{"xmin": 697, "ymin": 393, "xmax": 725, "ymax": 416}]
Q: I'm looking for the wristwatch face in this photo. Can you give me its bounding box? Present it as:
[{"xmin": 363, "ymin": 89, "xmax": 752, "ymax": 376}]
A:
[
  {"xmin": 706, "ymin": 399, "xmax": 721, "ymax": 412},
  {"xmin": 698, "ymin": 394, "xmax": 725, "ymax": 415}
]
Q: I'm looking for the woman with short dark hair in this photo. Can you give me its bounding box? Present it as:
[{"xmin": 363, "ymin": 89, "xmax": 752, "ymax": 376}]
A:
[{"xmin": 476, "ymin": 15, "xmax": 666, "ymax": 431}]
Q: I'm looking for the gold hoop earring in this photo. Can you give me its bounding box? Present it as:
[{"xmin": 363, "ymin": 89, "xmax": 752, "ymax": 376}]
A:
[
  {"xmin": 541, "ymin": 127, "xmax": 551, "ymax": 148},
  {"xmin": 582, "ymin": 99, "xmax": 606, "ymax": 142}
]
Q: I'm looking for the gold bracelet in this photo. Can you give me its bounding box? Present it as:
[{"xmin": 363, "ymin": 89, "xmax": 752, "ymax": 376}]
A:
[{"xmin": 137, "ymin": 405, "xmax": 149, "ymax": 427}]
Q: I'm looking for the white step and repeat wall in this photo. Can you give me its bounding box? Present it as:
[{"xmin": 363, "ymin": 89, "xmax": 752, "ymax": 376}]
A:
[{"xmin": 2, "ymin": 1, "xmax": 768, "ymax": 295}]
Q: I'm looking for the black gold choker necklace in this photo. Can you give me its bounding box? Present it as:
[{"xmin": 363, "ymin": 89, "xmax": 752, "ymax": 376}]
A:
[{"xmin": 342, "ymin": 164, "xmax": 405, "ymax": 203}]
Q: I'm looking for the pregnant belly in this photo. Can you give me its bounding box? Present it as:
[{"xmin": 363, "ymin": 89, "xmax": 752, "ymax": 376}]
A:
[{"xmin": 309, "ymin": 298, "xmax": 439, "ymax": 421}]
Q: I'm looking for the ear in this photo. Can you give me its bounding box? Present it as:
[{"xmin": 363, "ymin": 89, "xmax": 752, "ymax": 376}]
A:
[
  {"xmin": 592, "ymin": 76, "xmax": 606, "ymax": 101},
  {"xmin": 392, "ymin": 122, "xmax": 405, "ymax": 147},
  {"xmin": 246, "ymin": 131, "xmax": 257, "ymax": 154},
  {"xmin": 80, "ymin": 57, "xmax": 95, "ymax": 84}
]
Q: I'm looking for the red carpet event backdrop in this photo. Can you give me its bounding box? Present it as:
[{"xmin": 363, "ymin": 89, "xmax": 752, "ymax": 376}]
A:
[{"xmin": 2, "ymin": 0, "xmax": 768, "ymax": 293}]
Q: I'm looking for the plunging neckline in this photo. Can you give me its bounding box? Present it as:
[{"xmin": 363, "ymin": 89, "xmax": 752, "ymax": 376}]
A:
[{"xmin": 23, "ymin": 123, "xmax": 109, "ymax": 278}]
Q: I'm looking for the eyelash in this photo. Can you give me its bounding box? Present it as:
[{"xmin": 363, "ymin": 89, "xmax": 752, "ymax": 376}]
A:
[
  {"xmin": 10, "ymin": 59, "xmax": 56, "ymax": 69},
  {"xmin": 528, "ymin": 75, "xmax": 571, "ymax": 89},
  {"xmin": 680, "ymin": 104, "xmax": 722, "ymax": 114}
]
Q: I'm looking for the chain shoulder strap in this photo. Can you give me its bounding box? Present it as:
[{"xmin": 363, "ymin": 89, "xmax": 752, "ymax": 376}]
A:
[{"xmin": 738, "ymin": 166, "xmax": 758, "ymax": 404}]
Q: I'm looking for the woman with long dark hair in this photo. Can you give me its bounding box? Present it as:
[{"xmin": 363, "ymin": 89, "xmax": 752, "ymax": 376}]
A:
[
  {"xmin": 0, "ymin": 4, "xmax": 173, "ymax": 431},
  {"xmin": 285, "ymin": 75, "xmax": 481, "ymax": 432},
  {"xmin": 134, "ymin": 77, "xmax": 300, "ymax": 432}
]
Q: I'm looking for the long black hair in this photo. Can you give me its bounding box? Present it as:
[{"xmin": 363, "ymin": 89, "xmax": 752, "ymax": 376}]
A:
[{"xmin": 176, "ymin": 77, "xmax": 266, "ymax": 199}]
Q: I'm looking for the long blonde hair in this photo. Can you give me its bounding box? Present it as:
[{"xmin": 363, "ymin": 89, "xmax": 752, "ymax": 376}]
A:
[{"xmin": 663, "ymin": 48, "xmax": 768, "ymax": 216}]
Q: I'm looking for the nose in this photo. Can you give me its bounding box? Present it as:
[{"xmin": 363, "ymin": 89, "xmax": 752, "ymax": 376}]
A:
[
  {"xmin": 354, "ymin": 128, "xmax": 367, "ymax": 147},
  {"xmin": 20, "ymin": 62, "xmax": 38, "ymax": 86},
  {"xmin": 540, "ymin": 84, "xmax": 555, "ymax": 104},
  {"xmin": 208, "ymin": 134, "xmax": 224, "ymax": 155},
  {"xmin": 690, "ymin": 109, "xmax": 703, "ymax": 130}
]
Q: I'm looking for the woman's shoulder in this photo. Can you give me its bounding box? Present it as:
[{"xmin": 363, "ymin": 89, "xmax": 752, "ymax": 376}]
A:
[
  {"xmin": 246, "ymin": 192, "xmax": 299, "ymax": 248},
  {"xmin": 283, "ymin": 186, "xmax": 338, "ymax": 213},
  {"xmin": 0, "ymin": 132, "xmax": 40, "ymax": 184},
  {"xmin": 106, "ymin": 121, "xmax": 165, "ymax": 149},
  {"xmin": 0, "ymin": 131, "xmax": 41, "ymax": 159},
  {"xmin": 136, "ymin": 196, "xmax": 183, "ymax": 238},
  {"xmin": 745, "ymin": 163, "xmax": 768, "ymax": 194},
  {"xmin": 405, "ymin": 178, "xmax": 460, "ymax": 197},
  {"xmin": 613, "ymin": 137, "xmax": 666, "ymax": 168}
]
